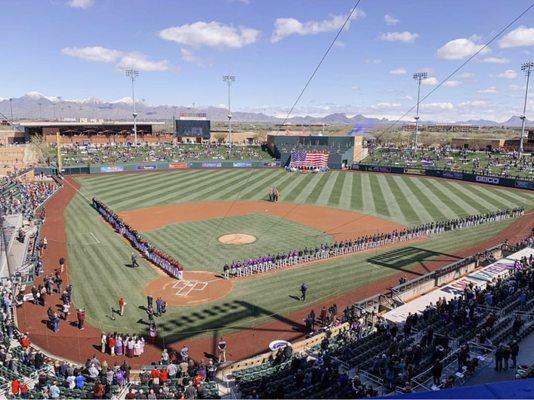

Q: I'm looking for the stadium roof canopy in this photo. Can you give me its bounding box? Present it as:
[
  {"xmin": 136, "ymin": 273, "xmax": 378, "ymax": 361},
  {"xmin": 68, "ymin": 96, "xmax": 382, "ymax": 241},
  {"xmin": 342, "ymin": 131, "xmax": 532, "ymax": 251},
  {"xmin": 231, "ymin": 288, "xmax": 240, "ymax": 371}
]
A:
[{"xmin": 18, "ymin": 121, "xmax": 165, "ymax": 127}]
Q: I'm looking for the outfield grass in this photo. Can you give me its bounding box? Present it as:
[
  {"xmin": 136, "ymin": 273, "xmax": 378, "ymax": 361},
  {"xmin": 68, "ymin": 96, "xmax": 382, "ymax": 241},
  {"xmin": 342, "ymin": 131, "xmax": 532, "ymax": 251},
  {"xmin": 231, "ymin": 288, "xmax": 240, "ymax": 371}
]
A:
[
  {"xmin": 141, "ymin": 214, "xmax": 332, "ymax": 272},
  {"xmin": 77, "ymin": 169, "xmax": 534, "ymax": 226},
  {"xmin": 64, "ymin": 182, "xmax": 521, "ymax": 340}
]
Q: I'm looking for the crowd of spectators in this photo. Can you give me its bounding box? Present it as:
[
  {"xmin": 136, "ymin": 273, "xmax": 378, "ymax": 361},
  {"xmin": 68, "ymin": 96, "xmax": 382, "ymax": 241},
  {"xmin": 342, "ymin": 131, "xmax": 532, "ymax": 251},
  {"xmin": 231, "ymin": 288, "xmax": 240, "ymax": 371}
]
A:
[
  {"xmin": 363, "ymin": 147, "xmax": 533, "ymax": 180},
  {"xmin": 47, "ymin": 143, "xmax": 273, "ymax": 166},
  {"xmin": 1, "ymin": 180, "xmax": 58, "ymax": 219},
  {"xmin": 224, "ymin": 208, "xmax": 524, "ymax": 278},
  {"xmin": 234, "ymin": 235, "xmax": 534, "ymax": 398}
]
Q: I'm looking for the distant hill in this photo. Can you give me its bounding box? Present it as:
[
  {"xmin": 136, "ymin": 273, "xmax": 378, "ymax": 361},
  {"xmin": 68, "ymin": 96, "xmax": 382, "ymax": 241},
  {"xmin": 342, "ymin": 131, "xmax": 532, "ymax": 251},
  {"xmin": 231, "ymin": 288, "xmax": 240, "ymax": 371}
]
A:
[{"xmin": 0, "ymin": 93, "xmax": 532, "ymax": 128}]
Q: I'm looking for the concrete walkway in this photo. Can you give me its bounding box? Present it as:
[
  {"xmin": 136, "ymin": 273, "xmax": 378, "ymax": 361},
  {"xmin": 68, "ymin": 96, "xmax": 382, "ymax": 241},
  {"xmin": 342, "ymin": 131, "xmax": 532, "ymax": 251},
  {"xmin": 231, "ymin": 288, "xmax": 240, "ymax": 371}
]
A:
[{"xmin": 467, "ymin": 331, "xmax": 534, "ymax": 386}]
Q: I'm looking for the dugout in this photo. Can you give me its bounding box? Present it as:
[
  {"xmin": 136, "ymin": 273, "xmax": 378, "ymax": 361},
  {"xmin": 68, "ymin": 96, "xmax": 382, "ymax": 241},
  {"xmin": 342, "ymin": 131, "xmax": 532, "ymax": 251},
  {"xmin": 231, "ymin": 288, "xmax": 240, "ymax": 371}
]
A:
[{"xmin": 267, "ymin": 134, "xmax": 365, "ymax": 169}]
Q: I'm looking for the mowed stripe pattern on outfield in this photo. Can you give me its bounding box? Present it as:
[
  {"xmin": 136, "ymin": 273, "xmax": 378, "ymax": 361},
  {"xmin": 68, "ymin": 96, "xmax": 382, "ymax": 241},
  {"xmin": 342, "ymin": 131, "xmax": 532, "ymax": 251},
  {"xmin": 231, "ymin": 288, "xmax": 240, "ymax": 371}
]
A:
[
  {"xmin": 63, "ymin": 191, "xmax": 518, "ymax": 338},
  {"xmin": 79, "ymin": 170, "xmax": 534, "ymax": 225}
]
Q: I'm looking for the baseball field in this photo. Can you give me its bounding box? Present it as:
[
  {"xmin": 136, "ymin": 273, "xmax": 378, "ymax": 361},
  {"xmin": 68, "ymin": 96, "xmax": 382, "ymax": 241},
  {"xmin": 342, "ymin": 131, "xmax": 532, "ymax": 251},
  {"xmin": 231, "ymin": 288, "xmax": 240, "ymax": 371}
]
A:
[{"xmin": 58, "ymin": 168, "xmax": 533, "ymax": 345}]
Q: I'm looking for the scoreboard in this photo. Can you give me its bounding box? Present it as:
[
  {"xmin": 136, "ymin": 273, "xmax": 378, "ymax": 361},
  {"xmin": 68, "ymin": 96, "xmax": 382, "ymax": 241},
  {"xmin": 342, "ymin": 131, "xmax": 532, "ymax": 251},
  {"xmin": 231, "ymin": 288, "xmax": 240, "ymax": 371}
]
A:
[{"xmin": 175, "ymin": 119, "xmax": 211, "ymax": 138}]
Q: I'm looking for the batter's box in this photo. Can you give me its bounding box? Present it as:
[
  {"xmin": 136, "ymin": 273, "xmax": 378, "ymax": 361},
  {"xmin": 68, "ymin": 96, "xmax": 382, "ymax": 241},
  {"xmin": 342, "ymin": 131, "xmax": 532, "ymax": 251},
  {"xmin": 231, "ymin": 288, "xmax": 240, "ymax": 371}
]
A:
[{"xmin": 172, "ymin": 280, "xmax": 208, "ymax": 297}]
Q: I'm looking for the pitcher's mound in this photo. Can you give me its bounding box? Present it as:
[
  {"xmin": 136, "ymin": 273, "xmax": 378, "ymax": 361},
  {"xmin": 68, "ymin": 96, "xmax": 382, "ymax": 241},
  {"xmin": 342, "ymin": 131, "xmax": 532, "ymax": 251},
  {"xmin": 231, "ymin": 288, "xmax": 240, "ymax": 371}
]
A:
[{"xmin": 218, "ymin": 233, "xmax": 257, "ymax": 245}]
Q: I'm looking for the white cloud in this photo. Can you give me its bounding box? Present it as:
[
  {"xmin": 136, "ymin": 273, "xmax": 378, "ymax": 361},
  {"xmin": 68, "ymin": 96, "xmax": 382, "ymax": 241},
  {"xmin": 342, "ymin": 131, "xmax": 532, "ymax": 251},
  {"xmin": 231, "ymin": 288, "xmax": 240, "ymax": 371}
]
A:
[
  {"xmin": 351, "ymin": 85, "xmax": 359, "ymax": 91},
  {"xmin": 459, "ymin": 100, "xmax": 488, "ymax": 107},
  {"xmin": 496, "ymin": 69, "xmax": 517, "ymax": 79},
  {"xmin": 61, "ymin": 46, "xmax": 171, "ymax": 72},
  {"xmin": 159, "ymin": 21, "xmax": 260, "ymax": 49},
  {"xmin": 384, "ymin": 14, "xmax": 399, "ymax": 25},
  {"xmin": 480, "ymin": 56, "xmax": 509, "ymax": 64},
  {"xmin": 270, "ymin": 11, "xmax": 365, "ymax": 43},
  {"xmin": 180, "ymin": 48, "xmax": 204, "ymax": 66},
  {"xmin": 499, "ymin": 26, "xmax": 534, "ymax": 48},
  {"xmin": 477, "ymin": 86, "xmax": 498, "ymax": 94},
  {"xmin": 379, "ymin": 31, "xmax": 419, "ymax": 43},
  {"xmin": 67, "ymin": 0, "xmax": 93, "ymax": 9},
  {"xmin": 422, "ymin": 77, "xmax": 439, "ymax": 86},
  {"xmin": 509, "ymin": 84, "xmax": 521, "ymax": 91},
  {"xmin": 436, "ymin": 38, "xmax": 490, "ymax": 59},
  {"xmin": 61, "ymin": 46, "xmax": 121, "ymax": 63},
  {"xmin": 365, "ymin": 58, "xmax": 382, "ymax": 65},
  {"xmin": 389, "ymin": 67, "xmax": 407, "ymax": 75},
  {"xmin": 116, "ymin": 53, "xmax": 170, "ymax": 72},
  {"xmin": 424, "ymin": 102, "xmax": 454, "ymax": 110},
  {"xmin": 444, "ymin": 80, "xmax": 462, "ymax": 87}
]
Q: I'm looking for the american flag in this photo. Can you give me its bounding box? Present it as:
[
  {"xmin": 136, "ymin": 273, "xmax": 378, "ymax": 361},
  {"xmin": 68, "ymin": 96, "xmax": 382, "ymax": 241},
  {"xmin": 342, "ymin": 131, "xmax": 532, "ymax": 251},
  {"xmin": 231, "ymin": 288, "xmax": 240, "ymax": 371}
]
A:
[{"xmin": 290, "ymin": 150, "xmax": 329, "ymax": 168}]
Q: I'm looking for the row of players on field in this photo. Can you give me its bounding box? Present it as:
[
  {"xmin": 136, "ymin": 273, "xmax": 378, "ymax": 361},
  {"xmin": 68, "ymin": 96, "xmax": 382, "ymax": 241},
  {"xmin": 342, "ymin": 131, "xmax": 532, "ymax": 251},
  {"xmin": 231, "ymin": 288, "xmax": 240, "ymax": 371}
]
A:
[{"xmin": 222, "ymin": 208, "xmax": 524, "ymax": 279}]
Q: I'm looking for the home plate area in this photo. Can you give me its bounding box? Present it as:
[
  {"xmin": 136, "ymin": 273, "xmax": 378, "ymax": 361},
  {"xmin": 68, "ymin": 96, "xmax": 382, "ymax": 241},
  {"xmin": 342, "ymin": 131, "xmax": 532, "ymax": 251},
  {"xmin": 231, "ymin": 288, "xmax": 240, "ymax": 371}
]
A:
[
  {"xmin": 173, "ymin": 280, "xmax": 208, "ymax": 296},
  {"xmin": 144, "ymin": 271, "xmax": 233, "ymax": 306}
]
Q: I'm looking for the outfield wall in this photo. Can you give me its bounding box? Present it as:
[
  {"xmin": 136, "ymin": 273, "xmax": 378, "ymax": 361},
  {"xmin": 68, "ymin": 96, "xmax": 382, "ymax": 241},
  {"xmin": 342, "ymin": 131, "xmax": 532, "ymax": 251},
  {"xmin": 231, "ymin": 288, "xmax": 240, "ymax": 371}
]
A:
[
  {"xmin": 353, "ymin": 163, "xmax": 534, "ymax": 190},
  {"xmin": 34, "ymin": 160, "xmax": 281, "ymax": 176}
]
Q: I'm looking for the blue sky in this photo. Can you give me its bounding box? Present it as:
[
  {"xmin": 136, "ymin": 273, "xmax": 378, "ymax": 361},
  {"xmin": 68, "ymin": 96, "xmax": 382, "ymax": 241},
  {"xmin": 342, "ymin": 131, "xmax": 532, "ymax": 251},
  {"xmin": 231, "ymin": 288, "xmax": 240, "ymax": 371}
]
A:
[{"xmin": 2, "ymin": 0, "xmax": 534, "ymax": 121}]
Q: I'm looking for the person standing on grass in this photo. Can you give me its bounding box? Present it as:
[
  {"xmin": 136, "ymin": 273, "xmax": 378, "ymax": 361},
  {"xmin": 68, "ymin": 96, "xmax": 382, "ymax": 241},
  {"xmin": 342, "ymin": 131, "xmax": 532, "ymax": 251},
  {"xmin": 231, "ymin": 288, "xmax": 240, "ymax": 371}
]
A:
[
  {"xmin": 119, "ymin": 297, "xmax": 126, "ymax": 316},
  {"xmin": 131, "ymin": 253, "xmax": 139, "ymax": 268},
  {"xmin": 300, "ymin": 283, "xmax": 308, "ymax": 301}
]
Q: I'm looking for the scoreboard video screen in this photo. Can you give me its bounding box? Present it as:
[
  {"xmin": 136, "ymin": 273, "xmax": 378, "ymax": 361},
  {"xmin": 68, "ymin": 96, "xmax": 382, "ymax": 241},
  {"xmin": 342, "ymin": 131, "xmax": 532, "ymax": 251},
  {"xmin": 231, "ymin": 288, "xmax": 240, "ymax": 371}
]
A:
[{"xmin": 175, "ymin": 119, "xmax": 211, "ymax": 138}]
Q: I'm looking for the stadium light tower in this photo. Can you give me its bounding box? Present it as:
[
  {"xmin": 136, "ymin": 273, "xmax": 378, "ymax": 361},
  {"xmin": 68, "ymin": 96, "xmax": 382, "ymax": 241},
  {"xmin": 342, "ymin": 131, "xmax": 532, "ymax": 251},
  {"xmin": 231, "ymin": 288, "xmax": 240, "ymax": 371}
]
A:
[
  {"xmin": 223, "ymin": 75, "xmax": 236, "ymax": 148},
  {"xmin": 125, "ymin": 68, "xmax": 140, "ymax": 145},
  {"xmin": 412, "ymin": 72, "xmax": 428, "ymax": 150},
  {"xmin": 519, "ymin": 61, "xmax": 533, "ymax": 157},
  {"xmin": 9, "ymin": 98, "xmax": 13, "ymax": 122}
]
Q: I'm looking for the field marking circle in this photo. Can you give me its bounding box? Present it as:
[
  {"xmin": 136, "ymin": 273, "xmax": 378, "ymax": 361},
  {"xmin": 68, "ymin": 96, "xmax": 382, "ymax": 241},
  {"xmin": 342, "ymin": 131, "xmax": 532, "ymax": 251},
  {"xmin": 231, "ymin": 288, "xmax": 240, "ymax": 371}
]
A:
[{"xmin": 218, "ymin": 233, "xmax": 257, "ymax": 245}]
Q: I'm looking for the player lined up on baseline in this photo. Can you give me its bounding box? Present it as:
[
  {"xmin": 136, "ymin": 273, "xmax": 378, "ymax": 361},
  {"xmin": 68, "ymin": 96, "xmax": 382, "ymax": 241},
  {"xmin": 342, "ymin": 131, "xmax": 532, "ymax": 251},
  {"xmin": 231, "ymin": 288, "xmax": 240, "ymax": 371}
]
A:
[{"xmin": 222, "ymin": 208, "xmax": 525, "ymax": 279}]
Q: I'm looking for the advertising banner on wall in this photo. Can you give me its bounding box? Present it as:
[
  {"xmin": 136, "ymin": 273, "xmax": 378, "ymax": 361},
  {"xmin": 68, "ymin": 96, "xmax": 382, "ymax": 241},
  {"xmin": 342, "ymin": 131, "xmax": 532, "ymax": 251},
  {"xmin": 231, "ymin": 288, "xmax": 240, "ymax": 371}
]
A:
[
  {"xmin": 515, "ymin": 180, "xmax": 534, "ymax": 190},
  {"xmin": 441, "ymin": 171, "xmax": 464, "ymax": 180},
  {"xmin": 136, "ymin": 165, "xmax": 157, "ymax": 170},
  {"xmin": 404, "ymin": 168, "xmax": 425, "ymax": 175},
  {"xmin": 100, "ymin": 166, "xmax": 124, "ymax": 173},
  {"xmin": 169, "ymin": 162, "xmax": 188, "ymax": 169},
  {"xmin": 233, "ymin": 162, "xmax": 253, "ymax": 168},
  {"xmin": 475, "ymin": 175, "xmax": 500, "ymax": 185},
  {"xmin": 201, "ymin": 162, "xmax": 222, "ymax": 168}
]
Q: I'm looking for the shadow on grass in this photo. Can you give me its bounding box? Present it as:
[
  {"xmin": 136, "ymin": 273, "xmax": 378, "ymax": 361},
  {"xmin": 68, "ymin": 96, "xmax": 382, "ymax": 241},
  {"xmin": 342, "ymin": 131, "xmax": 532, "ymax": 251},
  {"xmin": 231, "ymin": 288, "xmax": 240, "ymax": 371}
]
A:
[
  {"xmin": 366, "ymin": 246, "xmax": 462, "ymax": 276},
  {"xmin": 150, "ymin": 300, "xmax": 306, "ymax": 348}
]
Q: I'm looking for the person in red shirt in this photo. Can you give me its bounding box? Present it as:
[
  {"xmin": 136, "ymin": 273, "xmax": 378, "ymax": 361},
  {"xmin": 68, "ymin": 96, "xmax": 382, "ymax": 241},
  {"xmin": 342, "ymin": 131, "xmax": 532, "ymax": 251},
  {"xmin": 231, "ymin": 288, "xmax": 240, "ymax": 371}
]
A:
[
  {"xmin": 20, "ymin": 335, "xmax": 30, "ymax": 349},
  {"xmin": 108, "ymin": 335, "xmax": 116, "ymax": 356},
  {"xmin": 160, "ymin": 368, "xmax": 168, "ymax": 384},
  {"xmin": 193, "ymin": 374, "xmax": 203, "ymax": 388},
  {"xmin": 118, "ymin": 298, "xmax": 126, "ymax": 316},
  {"xmin": 11, "ymin": 379, "xmax": 20, "ymax": 396},
  {"xmin": 20, "ymin": 382, "xmax": 28, "ymax": 397},
  {"xmin": 150, "ymin": 368, "xmax": 161, "ymax": 385}
]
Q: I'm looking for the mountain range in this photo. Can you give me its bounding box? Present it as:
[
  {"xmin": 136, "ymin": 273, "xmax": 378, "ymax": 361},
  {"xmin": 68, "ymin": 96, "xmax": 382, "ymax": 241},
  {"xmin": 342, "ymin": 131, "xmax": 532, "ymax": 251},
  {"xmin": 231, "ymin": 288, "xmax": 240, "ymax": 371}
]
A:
[{"xmin": 0, "ymin": 92, "xmax": 532, "ymax": 128}]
